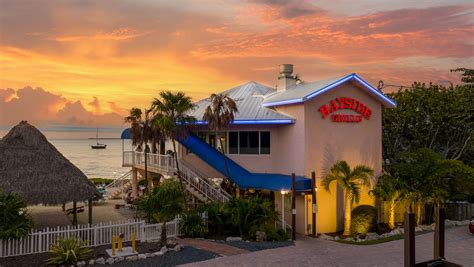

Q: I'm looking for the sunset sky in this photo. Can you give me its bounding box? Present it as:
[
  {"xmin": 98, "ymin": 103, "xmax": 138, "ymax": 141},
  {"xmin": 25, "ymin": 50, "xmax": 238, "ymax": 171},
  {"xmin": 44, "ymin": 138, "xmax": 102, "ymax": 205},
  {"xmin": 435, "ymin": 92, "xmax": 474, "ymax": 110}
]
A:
[{"xmin": 1, "ymin": 0, "xmax": 473, "ymax": 130}]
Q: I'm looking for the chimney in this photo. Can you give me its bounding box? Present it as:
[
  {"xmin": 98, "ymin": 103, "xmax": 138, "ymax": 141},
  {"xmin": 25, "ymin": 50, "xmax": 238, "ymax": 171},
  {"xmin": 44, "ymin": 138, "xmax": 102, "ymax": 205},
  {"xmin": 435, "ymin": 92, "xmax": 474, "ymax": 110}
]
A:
[{"xmin": 276, "ymin": 64, "xmax": 296, "ymax": 92}]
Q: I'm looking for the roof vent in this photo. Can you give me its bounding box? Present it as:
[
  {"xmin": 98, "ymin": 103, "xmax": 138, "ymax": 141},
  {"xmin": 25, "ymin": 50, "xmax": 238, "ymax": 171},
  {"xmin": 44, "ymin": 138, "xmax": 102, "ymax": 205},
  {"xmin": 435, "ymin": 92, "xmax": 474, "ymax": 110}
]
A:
[{"xmin": 277, "ymin": 64, "xmax": 296, "ymax": 92}]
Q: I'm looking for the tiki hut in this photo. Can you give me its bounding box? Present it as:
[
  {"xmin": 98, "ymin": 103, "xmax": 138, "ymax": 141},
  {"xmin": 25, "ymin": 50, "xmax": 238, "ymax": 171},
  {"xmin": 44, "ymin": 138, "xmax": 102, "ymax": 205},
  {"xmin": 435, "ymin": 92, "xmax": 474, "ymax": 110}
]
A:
[{"xmin": 0, "ymin": 121, "xmax": 99, "ymax": 224}]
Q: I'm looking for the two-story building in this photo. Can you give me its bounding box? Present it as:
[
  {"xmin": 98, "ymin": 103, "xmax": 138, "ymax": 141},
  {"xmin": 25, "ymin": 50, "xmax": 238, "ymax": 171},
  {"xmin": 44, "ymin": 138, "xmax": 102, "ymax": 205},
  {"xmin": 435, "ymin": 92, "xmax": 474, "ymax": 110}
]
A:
[{"xmin": 122, "ymin": 64, "xmax": 396, "ymax": 235}]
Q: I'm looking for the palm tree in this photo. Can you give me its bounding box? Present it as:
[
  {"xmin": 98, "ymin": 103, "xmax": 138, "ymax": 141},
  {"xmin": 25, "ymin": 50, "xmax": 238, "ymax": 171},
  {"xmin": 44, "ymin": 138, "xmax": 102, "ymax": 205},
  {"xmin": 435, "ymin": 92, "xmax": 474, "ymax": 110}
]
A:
[
  {"xmin": 151, "ymin": 91, "xmax": 196, "ymax": 191},
  {"xmin": 202, "ymin": 93, "xmax": 238, "ymax": 181},
  {"xmin": 139, "ymin": 180, "xmax": 185, "ymax": 247},
  {"xmin": 125, "ymin": 108, "xmax": 154, "ymax": 193},
  {"xmin": 370, "ymin": 174, "xmax": 404, "ymax": 229},
  {"xmin": 322, "ymin": 161, "xmax": 374, "ymax": 236}
]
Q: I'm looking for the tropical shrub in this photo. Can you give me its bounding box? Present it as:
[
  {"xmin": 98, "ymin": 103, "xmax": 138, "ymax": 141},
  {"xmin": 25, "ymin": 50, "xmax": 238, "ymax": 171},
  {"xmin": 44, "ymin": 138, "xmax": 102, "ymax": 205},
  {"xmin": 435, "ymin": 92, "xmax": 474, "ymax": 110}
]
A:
[
  {"xmin": 226, "ymin": 196, "xmax": 278, "ymax": 238},
  {"xmin": 139, "ymin": 179, "xmax": 185, "ymax": 246},
  {"xmin": 180, "ymin": 211, "xmax": 208, "ymax": 238},
  {"xmin": 248, "ymin": 224, "xmax": 289, "ymax": 241},
  {"xmin": 322, "ymin": 161, "xmax": 374, "ymax": 236},
  {"xmin": 351, "ymin": 205, "xmax": 377, "ymax": 237},
  {"xmin": 0, "ymin": 190, "xmax": 34, "ymax": 239},
  {"xmin": 45, "ymin": 236, "xmax": 91, "ymax": 265},
  {"xmin": 203, "ymin": 196, "xmax": 279, "ymax": 239}
]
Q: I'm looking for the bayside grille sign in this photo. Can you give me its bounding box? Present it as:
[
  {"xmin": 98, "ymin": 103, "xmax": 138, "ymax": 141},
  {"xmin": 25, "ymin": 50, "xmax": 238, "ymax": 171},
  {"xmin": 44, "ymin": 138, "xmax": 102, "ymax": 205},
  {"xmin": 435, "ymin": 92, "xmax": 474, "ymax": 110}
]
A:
[{"xmin": 319, "ymin": 97, "xmax": 371, "ymax": 123}]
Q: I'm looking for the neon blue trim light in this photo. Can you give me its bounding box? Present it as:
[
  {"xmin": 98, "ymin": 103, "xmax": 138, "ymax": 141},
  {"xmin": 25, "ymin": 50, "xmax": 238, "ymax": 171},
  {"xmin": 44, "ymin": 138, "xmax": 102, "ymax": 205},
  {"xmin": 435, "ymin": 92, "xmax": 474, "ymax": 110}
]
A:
[
  {"xmin": 262, "ymin": 73, "xmax": 397, "ymax": 108},
  {"xmin": 192, "ymin": 119, "xmax": 294, "ymax": 125}
]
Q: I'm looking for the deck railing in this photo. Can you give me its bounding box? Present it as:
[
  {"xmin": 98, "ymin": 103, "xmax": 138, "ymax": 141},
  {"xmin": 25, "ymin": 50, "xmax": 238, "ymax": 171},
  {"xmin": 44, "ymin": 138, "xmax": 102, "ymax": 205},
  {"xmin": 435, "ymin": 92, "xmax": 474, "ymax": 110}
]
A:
[{"xmin": 123, "ymin": 151, "xmax": 175, "ymax": 172}]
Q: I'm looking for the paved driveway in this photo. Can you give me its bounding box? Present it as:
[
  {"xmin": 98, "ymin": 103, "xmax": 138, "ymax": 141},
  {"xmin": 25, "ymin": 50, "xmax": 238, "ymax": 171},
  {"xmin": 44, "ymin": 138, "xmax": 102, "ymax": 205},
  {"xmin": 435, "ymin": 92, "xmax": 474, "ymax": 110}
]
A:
[{"xmin": 182, "ymin": 227, "xmax": 473, "ymax": 267}]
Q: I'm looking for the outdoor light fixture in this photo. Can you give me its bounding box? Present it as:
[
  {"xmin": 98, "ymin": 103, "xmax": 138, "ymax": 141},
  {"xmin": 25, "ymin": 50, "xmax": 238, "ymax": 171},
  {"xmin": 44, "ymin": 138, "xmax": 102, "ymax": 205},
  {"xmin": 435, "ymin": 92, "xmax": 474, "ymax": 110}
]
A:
[{"xmin": 281, "ymin": 190, "xmax": 288, "ymax": 195}]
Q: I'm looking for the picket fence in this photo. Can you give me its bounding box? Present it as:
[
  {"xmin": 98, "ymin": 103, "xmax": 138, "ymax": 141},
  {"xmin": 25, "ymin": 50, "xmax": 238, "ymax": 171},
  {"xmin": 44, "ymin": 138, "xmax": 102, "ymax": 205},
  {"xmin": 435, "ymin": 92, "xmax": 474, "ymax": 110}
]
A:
[{"xmin": 0, "ymin": 213, "xmax": 207, "ymax": 258}]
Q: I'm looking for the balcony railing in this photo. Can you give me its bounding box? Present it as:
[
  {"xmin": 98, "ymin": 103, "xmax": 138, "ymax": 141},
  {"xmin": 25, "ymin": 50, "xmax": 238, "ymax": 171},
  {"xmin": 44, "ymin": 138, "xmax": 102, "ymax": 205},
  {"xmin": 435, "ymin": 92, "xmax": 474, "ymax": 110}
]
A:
[{"xmin": 122, "ymin": 151, "xmax": 175, "ymax": 172}]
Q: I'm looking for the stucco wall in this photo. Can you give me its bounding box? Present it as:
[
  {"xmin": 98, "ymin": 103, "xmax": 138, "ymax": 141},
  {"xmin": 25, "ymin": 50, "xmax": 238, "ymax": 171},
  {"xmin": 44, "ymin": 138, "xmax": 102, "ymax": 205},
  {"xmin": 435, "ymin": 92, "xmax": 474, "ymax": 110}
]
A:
[{"xmin": 299, "ymin": 81, "xmax": 383, "ymax": 233}]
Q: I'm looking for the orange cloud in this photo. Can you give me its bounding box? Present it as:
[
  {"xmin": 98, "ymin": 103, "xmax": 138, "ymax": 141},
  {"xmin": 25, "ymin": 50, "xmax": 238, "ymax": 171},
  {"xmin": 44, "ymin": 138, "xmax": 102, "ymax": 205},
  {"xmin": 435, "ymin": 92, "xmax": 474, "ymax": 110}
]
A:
[{"xmin": 52, "ymin": 28, "xmax": 153, "ymax": 42}]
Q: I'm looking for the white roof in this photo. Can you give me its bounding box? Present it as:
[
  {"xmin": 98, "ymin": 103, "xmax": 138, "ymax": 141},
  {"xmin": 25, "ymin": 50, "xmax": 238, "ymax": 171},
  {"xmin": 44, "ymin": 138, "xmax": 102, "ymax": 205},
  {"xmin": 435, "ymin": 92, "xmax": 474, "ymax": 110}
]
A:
[
  {"xmin": 190, "ymin": 73, "xmax": 396, "ymax": 124},
  {"xmin": 262, "ymin": 73, "xmax": 396, "ymax": 108},
  {"xmin": 190, "ymin": 81, "xmax": 295, "ymax": 124}
]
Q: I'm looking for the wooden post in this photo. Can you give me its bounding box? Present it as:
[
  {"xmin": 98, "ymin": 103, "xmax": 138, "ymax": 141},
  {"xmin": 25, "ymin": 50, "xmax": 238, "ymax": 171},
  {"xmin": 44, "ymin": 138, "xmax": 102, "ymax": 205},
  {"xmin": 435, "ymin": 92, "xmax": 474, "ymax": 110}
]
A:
[
  {"xmin": 88, "ymin": 199, "xmax": 93, "ymax": 225},
  {"xmin": 404, "ymin": 212, "xmax": 415, "ymax": 267},
  {"xmin": 62, "ymin": 203, "xmax": 66, "ymax": 211},
  {"xmin": 434, "ymin": 208, "xmax": 445, "ymax": 259},
  {"xmin": 72, "ymin": 201, "xmax": 77, "ymax": 226},
  {"xmin": 291, "ymin": 173, "xmax": 296, "ymax": 241},
  {"xmin": 311, "ymin": 172, "xmax": 316, "ymax": 238}
]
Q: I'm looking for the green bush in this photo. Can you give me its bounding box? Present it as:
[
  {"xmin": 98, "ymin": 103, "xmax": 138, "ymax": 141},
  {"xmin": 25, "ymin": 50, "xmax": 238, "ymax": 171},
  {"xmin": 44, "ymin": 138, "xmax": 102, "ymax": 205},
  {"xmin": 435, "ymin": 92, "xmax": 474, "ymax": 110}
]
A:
[
  {"xmin": 89, "ymin": 178, "xmax": 114, "ymax": 185},
  {"xmin": 203, "ymin": 196, "xmax": 279, "ymax": 239},
  {"xmin": 45, "ymin": 236, "xmax": 91, "ymax": 265},
  {"xmin": 0, "ymin": 190, "xmax": 34, "ymax": 239},
  {"xmin": 351, "ymin": 205, "xmax": 377, "ymax": 237},
  {"xmin": 248, "ymin": 224, "xmax": 289, "ymax": 241},
  {"xmin": 180, "ymin": 211, "xmax": 208, "ymax": 238}
]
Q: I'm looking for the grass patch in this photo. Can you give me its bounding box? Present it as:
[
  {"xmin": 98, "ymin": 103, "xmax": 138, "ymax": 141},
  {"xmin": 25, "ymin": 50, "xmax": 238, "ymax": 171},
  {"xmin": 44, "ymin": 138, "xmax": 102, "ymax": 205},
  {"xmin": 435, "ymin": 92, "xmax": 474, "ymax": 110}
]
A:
[
  {"xmin": 335, "ymin": 234, "xmax": 404, "ymax": 245},
  {"xmin": 89, "ymin": 178, "xmax": 114, "ymax": 185}
]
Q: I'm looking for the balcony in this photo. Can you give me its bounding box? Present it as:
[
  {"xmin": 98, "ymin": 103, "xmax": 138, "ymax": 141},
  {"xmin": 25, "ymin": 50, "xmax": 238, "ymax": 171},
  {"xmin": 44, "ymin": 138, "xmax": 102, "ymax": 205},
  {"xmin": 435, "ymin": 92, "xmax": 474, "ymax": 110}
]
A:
[{"xmin": 123, "ymin": 151, "xmax": 176, "ymax": 174}]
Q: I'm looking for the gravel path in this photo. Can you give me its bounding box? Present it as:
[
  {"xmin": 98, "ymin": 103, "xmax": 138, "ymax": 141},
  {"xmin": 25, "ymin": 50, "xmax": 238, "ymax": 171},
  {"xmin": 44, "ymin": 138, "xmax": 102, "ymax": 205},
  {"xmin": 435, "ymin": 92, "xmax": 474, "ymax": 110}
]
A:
[{"xmin": 103, "ymin": 246, "xmax": 220, "ymax": 267}]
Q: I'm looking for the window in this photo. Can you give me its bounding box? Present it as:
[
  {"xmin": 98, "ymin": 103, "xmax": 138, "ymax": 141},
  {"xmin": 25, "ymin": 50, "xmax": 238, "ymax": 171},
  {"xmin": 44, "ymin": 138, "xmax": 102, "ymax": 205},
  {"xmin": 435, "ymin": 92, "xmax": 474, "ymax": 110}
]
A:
[
  {"xmin": 260, "ymin": 131, "xmax": 270, "ymax": 154},
  {"xmin": 239, "ymin": 131, "xmax": 259, "ymax": 154},
  {"xmin": 229, "ymin": 132, "xmax": 238, "ymax": 154}
]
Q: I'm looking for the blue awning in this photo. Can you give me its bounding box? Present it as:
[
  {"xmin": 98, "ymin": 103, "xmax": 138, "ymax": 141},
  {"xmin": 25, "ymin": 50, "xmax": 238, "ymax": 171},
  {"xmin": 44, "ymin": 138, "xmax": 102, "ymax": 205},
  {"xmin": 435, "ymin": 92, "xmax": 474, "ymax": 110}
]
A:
[{"xmin": 121, "ymin": 128, "xmax": 131, "ymax": 139}]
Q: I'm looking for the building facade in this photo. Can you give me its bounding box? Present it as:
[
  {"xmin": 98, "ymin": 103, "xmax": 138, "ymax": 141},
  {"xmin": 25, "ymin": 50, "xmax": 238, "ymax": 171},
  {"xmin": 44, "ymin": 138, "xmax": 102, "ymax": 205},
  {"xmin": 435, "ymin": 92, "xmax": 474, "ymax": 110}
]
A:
[{"xmin": 123, "ymin": 64, "xmax": 396, "ymax": 235}]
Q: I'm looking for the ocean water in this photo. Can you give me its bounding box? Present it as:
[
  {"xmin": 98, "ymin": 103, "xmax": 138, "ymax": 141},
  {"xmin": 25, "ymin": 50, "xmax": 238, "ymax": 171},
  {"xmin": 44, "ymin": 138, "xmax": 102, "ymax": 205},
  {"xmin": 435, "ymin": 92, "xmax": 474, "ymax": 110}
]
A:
[
  {"xmin": 1, "ymin": 126, "xmax": 133, "ymax": 178},
  {"xmin": 50, "ymin": 139, "xmax": 133, "ymax": 179}
]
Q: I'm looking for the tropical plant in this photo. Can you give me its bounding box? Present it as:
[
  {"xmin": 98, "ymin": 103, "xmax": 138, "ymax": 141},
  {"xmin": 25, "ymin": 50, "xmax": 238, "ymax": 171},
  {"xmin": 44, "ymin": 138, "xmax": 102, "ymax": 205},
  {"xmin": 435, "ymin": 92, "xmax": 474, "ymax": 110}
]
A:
[
  {"xmin": 151, "ymin": 91, "xmax": 196, "ymax": 193},
  {"xmin": 139, "ymin": 179, "xmax": 185, "ymax": 246},
  {"xmin": 370, "ymin": 174, "xmax": 405, "ymax": 229},
  {"xmin": 124, "ymin": 107, "xmax": 156, "ymax": 192},
  {"xmin": 45, "ymin": 236, "xmax": 91, "ymax": 265},
  {"xmin": 203, "ymin": 93, "xmax": 238, "ymax": 181},
  {"xmin": 350, "ymin": 205, "xmax": 377, "ymax": 237},
  {"xmin": 180, "ymin": 211, "xmax": 208, "ymax": 238},
  {"xmin": 0, "ymin": 190, "xmax": 34, "ymax": 239},
  {"xmin": 322, "ymin": 161, "xmax": 374, "ymax": 236},
  {"xmin": 391, "ymin": 148, "xmax": 474, "ymax": 223},
  {"xmin": 226, "ymin": 196, "xmax": 277, "ymax": 238},
  {"xmin": 382, "ymin": 79, "xmax": 473, "ymax": 169}
]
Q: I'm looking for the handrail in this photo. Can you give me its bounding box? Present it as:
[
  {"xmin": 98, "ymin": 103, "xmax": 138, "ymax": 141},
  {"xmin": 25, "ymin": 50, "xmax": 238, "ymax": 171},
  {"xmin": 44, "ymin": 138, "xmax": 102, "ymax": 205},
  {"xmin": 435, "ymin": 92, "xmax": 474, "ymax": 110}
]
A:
[
  {"xmin": 180, "ymin": 159, "xmax": 231, "ymax": 198},
  {"xmin": 105, "ymin": 170, "xmax": 132, "ymax": 190},
  {"xmin": 178, "ymin": 160, "xmax": 231, "ymax": 202}
]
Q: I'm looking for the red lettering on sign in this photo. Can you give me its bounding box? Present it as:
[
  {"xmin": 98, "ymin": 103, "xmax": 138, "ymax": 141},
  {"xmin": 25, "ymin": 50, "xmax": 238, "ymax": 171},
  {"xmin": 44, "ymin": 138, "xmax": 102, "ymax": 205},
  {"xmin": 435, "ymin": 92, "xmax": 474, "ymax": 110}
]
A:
[{"xmin": 319, "ymin": 97, "xmax": 371, "ymax": 123}]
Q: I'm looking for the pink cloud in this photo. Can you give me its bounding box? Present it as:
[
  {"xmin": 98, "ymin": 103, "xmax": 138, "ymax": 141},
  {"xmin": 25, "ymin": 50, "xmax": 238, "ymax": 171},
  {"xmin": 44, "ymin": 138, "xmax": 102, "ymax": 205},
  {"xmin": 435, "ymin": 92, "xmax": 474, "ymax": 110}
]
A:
[{"xmin": 0, "ymin": 87, "xmax": 123, "ymax": 127}]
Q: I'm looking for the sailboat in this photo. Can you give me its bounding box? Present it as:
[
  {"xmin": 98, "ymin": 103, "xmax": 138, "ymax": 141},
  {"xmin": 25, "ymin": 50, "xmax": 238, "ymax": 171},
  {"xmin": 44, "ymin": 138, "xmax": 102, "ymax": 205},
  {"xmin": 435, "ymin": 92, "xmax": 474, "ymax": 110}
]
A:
[{"xmin": 90, "ymin": 128, "xmax": 107, "ymax": 149}]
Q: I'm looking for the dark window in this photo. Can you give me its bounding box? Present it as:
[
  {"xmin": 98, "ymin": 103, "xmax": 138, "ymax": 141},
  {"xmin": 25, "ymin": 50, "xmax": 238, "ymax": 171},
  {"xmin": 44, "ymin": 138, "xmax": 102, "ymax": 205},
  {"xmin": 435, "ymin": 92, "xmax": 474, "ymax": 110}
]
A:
[
  {"xmin": 229, "ymin": 132, "xmax": 239, "ymax": 154},
  {"xmin": 260, "ymin": 131, "xmax": 270, "ymax": 154},
  {"xmin": 239, "ymin": 131, "xmax": 259, "ymax": 154}
]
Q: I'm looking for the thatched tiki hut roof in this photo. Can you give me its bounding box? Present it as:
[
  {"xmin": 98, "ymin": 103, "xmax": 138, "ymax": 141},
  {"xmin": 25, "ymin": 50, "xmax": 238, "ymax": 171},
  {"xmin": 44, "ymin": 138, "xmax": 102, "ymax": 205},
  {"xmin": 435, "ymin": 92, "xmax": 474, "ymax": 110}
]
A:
[{"xmin": 0, "ymin": 121, "xmax": 99, "ymax": 205}]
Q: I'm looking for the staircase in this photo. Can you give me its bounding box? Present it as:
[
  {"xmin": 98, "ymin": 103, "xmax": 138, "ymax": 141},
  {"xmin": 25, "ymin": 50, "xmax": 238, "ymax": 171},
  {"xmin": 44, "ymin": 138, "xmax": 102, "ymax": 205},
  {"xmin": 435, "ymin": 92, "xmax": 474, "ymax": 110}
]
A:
[
  {"xmin": 178, "ymin": 160, "xmax": 231, "ymax": 203},
  {"xmin": 106, "ymin": 171, "xmax": 132, "ymax": 199}
]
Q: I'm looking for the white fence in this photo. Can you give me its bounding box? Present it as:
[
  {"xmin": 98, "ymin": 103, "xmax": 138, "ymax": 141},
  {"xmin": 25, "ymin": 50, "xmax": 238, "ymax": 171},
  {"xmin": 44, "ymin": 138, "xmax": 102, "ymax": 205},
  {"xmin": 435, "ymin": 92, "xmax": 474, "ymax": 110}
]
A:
[{"xmin": 0, "ymin": 213, "xmax": 206, "ymax": 258}]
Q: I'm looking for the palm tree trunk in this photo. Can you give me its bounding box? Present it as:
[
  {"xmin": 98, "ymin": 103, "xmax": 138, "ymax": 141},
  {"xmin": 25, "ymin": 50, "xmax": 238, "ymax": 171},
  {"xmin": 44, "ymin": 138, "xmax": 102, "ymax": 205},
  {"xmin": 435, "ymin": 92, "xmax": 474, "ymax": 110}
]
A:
[
  {"xmin": 218, "ymin": 132, "xmax": 232, "ymax": 181},
  {"xmin": 160, "ymin": 220, "xmax": 167, "ymax": 247},
  {"xmin": 389, "ymin": 199, "xmax": 395, "ymax": 229},
  {"xmin": 172, "ymin": 139, "xmax": 187, "ymax": 205},
  {"xmin": 343, "ymin": 195, "xmax": 352, "ymax": 236},
  {"xmin": 144, "ymin": 148, "xmax": 148, "ymax": 194},
  {"xmin": 416, "ymin": 201, "xmax": 423, "ymax": 225}
]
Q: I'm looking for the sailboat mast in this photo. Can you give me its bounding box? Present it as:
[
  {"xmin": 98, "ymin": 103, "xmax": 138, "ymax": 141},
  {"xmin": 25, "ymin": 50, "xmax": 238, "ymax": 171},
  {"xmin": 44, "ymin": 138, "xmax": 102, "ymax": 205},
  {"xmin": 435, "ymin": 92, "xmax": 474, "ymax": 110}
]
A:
[{"xmin": 96, "ymin": 128, "xmax": 99, "ymax": 144}]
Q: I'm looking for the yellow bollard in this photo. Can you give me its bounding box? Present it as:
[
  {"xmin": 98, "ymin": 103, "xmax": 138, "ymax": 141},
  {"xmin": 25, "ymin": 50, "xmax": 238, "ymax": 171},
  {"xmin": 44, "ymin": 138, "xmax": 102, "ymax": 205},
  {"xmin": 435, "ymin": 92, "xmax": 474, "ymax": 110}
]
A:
[
  {"xmin": 118, "ymin": 234, "xmax": 123, "ymax": 252},
  {"xmin": 132, "ymin": 232, "xmax": 136, "ymax": 253},
  {"xmin": 111, "ymin": 235, "xmax": 116, "ymax": 256}
]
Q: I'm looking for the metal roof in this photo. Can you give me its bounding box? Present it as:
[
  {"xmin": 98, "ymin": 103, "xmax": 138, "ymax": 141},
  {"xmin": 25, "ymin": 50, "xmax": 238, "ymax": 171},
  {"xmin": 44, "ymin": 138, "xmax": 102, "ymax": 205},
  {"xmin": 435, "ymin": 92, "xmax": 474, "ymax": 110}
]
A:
[
  {"xmin": 189, "ymin": 81, "xmax": 295, "ymax": 123},
  {"xmin": 262, "ymin": 73, "xmax": 397, "ymax": 108},
  {"xmin": 188, "ymin": 73, "xmax": 396, "ymax": 124}
]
